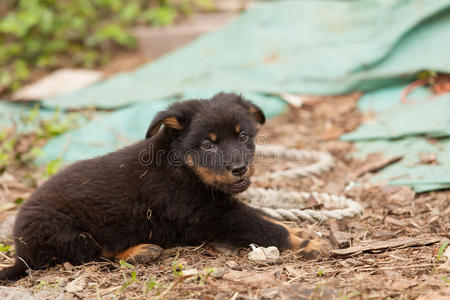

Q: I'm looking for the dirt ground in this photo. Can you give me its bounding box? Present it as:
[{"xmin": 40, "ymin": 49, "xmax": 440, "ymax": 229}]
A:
[{"xmin": 0, "ymin": 92, "xmax": 449, "ymax": 299}]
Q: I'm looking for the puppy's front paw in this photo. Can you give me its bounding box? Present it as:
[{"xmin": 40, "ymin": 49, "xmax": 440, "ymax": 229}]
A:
[
  {"xmin": 288, "ymin": 228, "xmax": 331, "ymax": 259},
  {"xmin": 116, "ymin": 243, "xmax": 163, "ymax": 264}
]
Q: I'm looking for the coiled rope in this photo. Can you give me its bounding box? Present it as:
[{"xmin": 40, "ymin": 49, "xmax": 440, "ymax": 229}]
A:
[{"xmin": 239, "ymin": 145, "xmax": 363, "ymax": 222}]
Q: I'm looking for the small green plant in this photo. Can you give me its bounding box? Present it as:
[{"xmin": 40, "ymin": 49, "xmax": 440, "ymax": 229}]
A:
[
  {"xmin": 204, "ymin": 267, "xmax": 215, "ymax": 275},
  {"xmin": 146, "ymin": 277, "xmax": 159, "ymax": 291},
  {"xmin": 0, "ymin": 136, "xmax": 16, "ymax": 169},
  {"xmin": 193, "ymin": 268, "xmax": 215, "ymax": 286},
  {"xmin": 0, "ymin": 149, "xmax": 10, "ymax": 169},
  {"xmin": 14, "ymin": 197, "xmax": 25, "ymax": 205},
  {"xmin": 118, "ymin": 259, "xmax": 139, "ymax": 292},
  {"xmin": 33, "ymin": 280, "xmax": 59, "ymax": 290},
  {"xmin": 172, "ymin": 261, "xmax": 184, "ymax": 277},
  {"xmin": 203, "ymin": 267, "xmax": 215, "ymax": 282},
  {"xmin": 20, "ymin": 146, "xmax": 44, "ymax": 167},
  {"xmin": 317, "ymin": 268, "xmax": 324, "ymax": 277},
  {"xmin": 33, "ymin": 109, "xmax": 79, "ymax": 139},
  {"xmin": 43, "ymin": 158, "xmax": 62, "ymax": 178},
  {"xmin": 21, "ymin": 104, "xmax": 40, "ymax": 125},
  {"xmin": 144, "ymin": 276, "xmax": 163, "ymax": 295},
  {"xmin": 437, "ymin": 241, "xmax": 449, "ymax": 262},
  {"xmin": 442, "ymin": 276, "xmax": 450, "ymax": 284},
  {"xmin": 120, "ymin": 270, "xmax": 138, "ymax": 291},
  {"xmin": 119, "ymin": 259, "xmax": 135, "ymax": 269},
  {"xmin": 0, "ymin": 243, "xmax": 11, "ymax": 253},
  {"xmin": 0, "ymin": 107, "xmax": 80, "ymax": 177}
]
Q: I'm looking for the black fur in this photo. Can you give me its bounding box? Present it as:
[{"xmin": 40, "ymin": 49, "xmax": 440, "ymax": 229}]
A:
[{"xmin": 0, "ymin": 93, "xmax": 327, "ymax": 281}]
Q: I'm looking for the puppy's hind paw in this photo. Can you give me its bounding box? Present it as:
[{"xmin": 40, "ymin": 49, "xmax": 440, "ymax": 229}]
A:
[
  {"xmin": 296, "ymin": 238, "xmax": 331, "ymax": 260},
  {"xmin": 116, "ymin": 244, "xmax": 163, "ymax": 264},
  {"xmin": 289, "ymin": 229, "xmax": 332, "ymax": 260}
]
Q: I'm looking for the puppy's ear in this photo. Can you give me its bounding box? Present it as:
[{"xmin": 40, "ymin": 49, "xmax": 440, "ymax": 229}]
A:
[
  {"xmin": 146, "ymin": 110, "xmax": 184, "ymax": 139},
  {"xmin": 237, "ymin": 96, "xmax": 266, "ymax": 125},
  {"xmin": 146, "ymin": 101, "xmax": 200, "ymax": 138},
  {"xmin": 247, "ymin": 103, "xmax": 265, "ymax": 125}
]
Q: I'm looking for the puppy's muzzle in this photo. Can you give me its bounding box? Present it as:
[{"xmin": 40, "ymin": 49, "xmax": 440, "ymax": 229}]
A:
[{"xmin": 228, "ymin": 163, "xmax": 247, "ymax": 177}]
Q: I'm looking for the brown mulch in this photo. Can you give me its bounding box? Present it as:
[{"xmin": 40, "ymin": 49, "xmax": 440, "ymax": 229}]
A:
[{"xmin": 0, "ymin": 93, "xmax": 449, "ymax": 299}]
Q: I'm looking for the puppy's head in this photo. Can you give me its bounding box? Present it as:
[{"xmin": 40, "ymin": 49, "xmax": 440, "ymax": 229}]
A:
[{"xmin": 146, "ymin": 92, "xmax": 265, "ymax": 194}]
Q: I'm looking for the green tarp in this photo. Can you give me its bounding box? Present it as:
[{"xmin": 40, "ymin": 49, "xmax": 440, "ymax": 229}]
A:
[
  {"xmin": 341, "ymin": 86, "xmax": 450, "ymax": 192},
  {"xmin": 350, "ymin": 137, "xmax": 450, "ymax": 192},
  {"xmin": 342, "ymin": 87, "xmax": 450, "ymax": 140},
  {"xmin": 41, "ymin": 0, "xmax": 450, "ymax": 109}
]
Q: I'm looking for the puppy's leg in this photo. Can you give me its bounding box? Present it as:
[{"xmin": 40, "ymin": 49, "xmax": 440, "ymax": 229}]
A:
[
  {"xmin": 13, "ymin": 213, "xmax": 103, "ymax": 270},
  {"xmin": 213, "ymin": 204, "xmax": 330, "ymax": 259},
  {"xmin": 264, "ymin": 217, "xmax": 331, "ymax": 259},
  {"xmin": 0, "ymin": 226, "xmax": 98, "ymax": 281},
  {"xmin": 115, "ymin": 244, "xmax": 163, "ymax": 264}
]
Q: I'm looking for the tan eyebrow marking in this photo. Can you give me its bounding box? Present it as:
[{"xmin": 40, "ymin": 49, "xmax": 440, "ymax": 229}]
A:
[
  {"xmin": 235, "ymin": 124, "xmax": 241, "ymax": 133},
  {"xmin": 209, "ymin": 133, "xmax": 217, "ymax": 142}
]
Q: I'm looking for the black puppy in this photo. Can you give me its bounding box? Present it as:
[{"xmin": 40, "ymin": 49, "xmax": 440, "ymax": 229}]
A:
[{"xmin": 0, "ymin": 93, "xmax": 330, "ymax": 281}]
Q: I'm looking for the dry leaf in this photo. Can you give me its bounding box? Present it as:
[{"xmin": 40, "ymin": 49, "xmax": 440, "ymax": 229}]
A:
[
  {"xmin": 65, "ymin": 276, "xmax": 86, "ymax": 293},
  {"xmin": 222, "ymin": 270, "xmax": 275, "ymax": 284}
]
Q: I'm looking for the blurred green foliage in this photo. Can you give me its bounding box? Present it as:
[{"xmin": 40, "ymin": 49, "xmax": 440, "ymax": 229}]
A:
[
  {"xmin": 0, "ymin": 0, "xmax": 213, "ymax": 92},
  {"xmin": 0, "ymin": 106, "xmax": 80, "ymax": 177}
]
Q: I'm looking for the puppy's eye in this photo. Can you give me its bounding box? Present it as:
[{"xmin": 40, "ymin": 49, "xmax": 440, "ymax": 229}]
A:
[
  {"xmin": 201, "ymin": 141, "xmax": 215, "ymax": 151},
  {"xmin": 239, "ymin": 132, "xmax": 249, "ymax": 142}
]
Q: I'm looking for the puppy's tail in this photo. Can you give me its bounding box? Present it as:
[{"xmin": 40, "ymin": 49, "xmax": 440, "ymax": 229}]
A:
[{"xmin": 0, "ymin": 259, "xmax": 27, "ymax": 281}]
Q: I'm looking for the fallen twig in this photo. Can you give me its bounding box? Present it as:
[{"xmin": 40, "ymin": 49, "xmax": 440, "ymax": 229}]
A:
[
  {"xmin": 331, "ymin": 237, "xmax": 441, "ymax": 256},
  {"xmin": 356, "ymin": 155, "xmax": 403, "ymax": 177},
  {"xmin": 0, "ymin": 251, "xmax": 14, "ymax": 261}
]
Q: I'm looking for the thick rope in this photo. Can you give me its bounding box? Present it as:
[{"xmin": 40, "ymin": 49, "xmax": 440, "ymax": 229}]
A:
[
  {"xmin": 238, "ymin": 145, "xmax": 363, "ymax": 222},
  {"xmin": 254, "ymin": 145, "xmax": 335, "ymax": 180}
]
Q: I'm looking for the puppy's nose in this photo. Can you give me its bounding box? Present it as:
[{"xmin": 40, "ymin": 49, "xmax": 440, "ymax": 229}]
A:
[{"xmin": 229, "ymin": 164, "xmax": 247, "ymax": 177}]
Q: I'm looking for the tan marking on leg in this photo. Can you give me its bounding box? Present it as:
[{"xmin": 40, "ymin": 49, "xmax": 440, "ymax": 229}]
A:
[
  {"xmin": 115, "ymin": 244, "xmax": 163, "ymax": 264},
  {"xmin": 263, "ymin": 216, "xmax": 331, "ymax": 259},
  {"xmin": 101, "ymin": 249, "xmax": 114, "ymax": 259}
]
